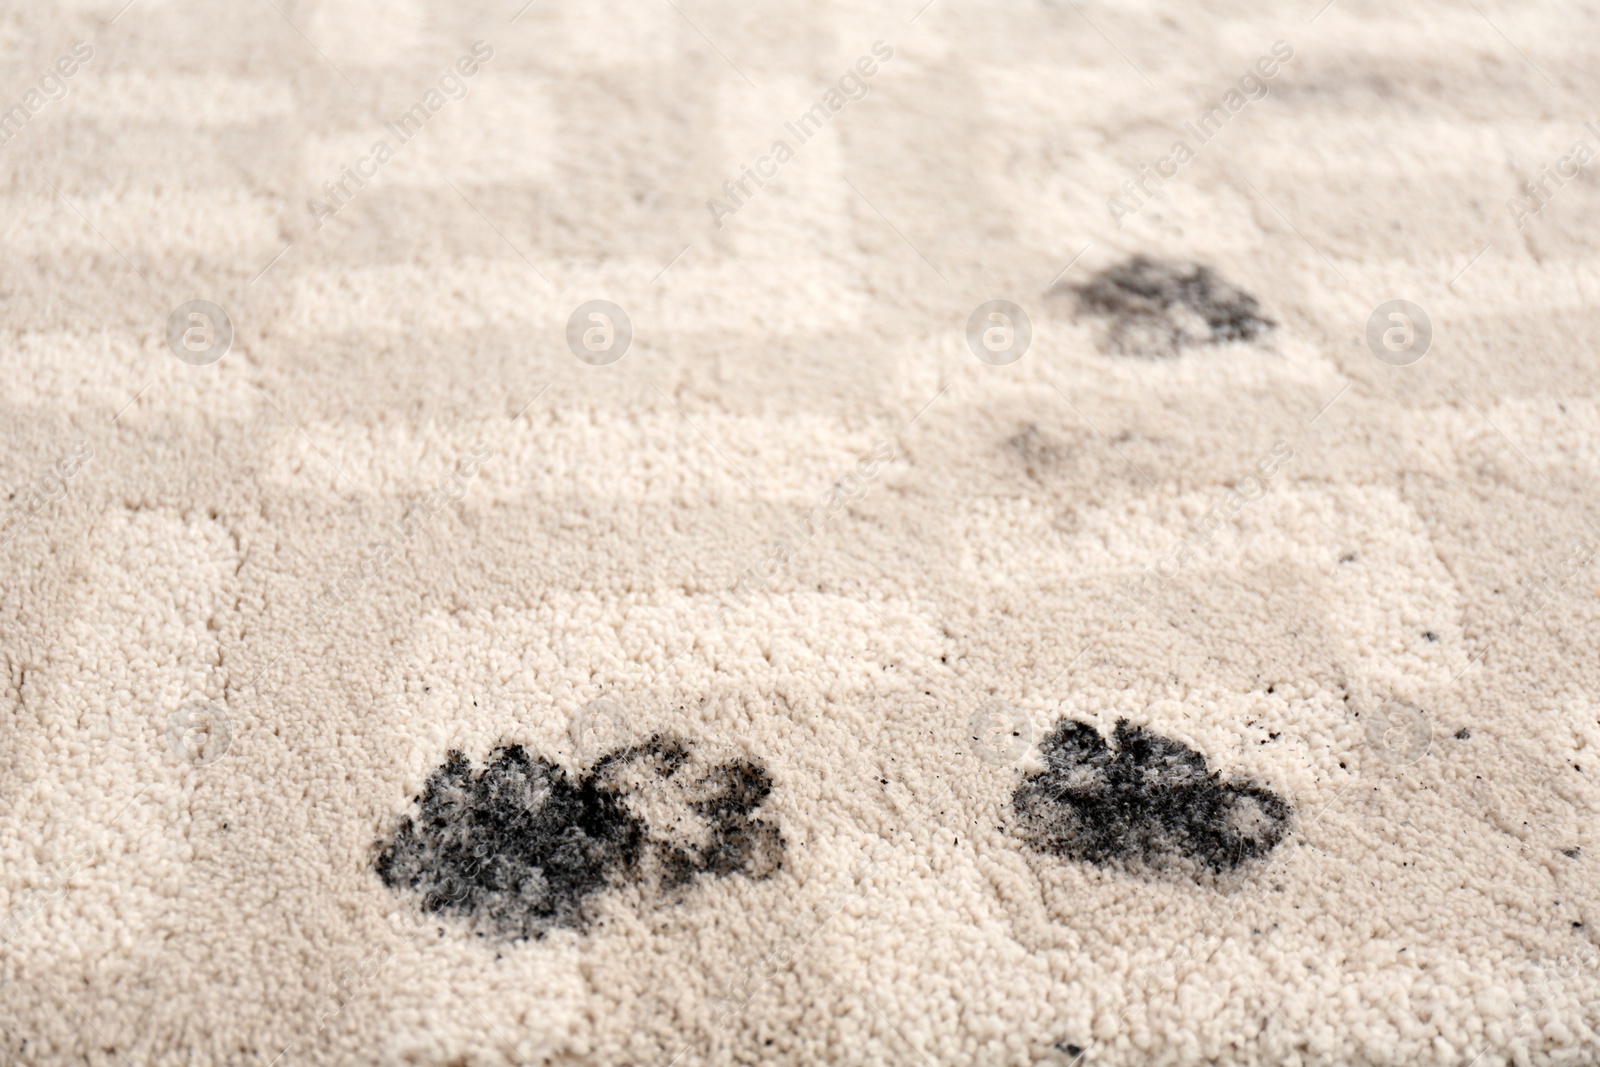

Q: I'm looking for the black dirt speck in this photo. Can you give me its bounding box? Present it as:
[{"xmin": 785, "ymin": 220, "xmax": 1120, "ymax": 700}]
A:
[
  {"xmin": 1455, "ymin": 728, "xmax": 1471, "ymax": 740},
  {"xmin": 376, "ymin": 736, "xmax": 783, "ymax": 939},
  {"xmin": 1069, "ymin": 255, "xmax": 1274, "ymax": 357},
  {"xmin": 1012, "ymin": 719, "xmax": 1291, "ymax": 877}
]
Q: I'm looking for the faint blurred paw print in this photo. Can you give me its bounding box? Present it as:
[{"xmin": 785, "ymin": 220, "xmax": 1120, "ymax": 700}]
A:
[
  {"xmin": 165, "ymin": 300, "xmax": 232, "ymax": 366},
  {"xmin": 566, "ymin": 300, "xmax": 631, "ymax": 365},
  {"xmin": 166, "ymin": 700, "xmax": 231, "ymax": 766},
  {"xmin": 968, "ymin": 698, "xmax": 1033, "ymax": 764},
  {"xmin": 966, "ymin": 300, "xmax": 1032, "ymax": 365},
  {"xmin": 1067, "ymin": 256, "xmax": 1273, "ymax": 357},
  {"xmin": 570, "ymin": 697, "xmax": 633, "ymax": 763},
  {"xmin": 1366, "ymin": 299, "xmax": 1432, "ymax": 366},
  {"xmin": 1365, "ymin": 700, "xmax": 1431, "ymax": 765}
]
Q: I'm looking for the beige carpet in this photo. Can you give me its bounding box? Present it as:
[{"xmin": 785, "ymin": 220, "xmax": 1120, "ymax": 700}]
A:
[{"xmin": 3, "ymin": 0, "xmax": 1600, "ymax": 1063}]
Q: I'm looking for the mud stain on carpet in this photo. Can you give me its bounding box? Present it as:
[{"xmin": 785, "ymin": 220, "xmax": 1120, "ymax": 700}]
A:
[
  {"xmin": 1011, "ymin": 718, "xmax": 1291, "ymax": 878},
  {"xmin": 377, "ymin": 736, "xmax": 783, "ymax": 938},
  {"xmin": 1067, "ymin": 256, "xmax": 1274, "ymax": 357}
]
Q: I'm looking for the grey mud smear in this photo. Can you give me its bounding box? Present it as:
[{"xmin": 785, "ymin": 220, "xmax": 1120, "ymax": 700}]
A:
[
  {"xmin": 376, "ymin": 736, "xmax": 783, "ymax": 939},
  {"xmin": 1012, "ymin": 719, "xmax": 1291, "ymax": 878},
  {"xmin": 1070, "ymin": 255, "xmax": 1274, "ymax": 357}
]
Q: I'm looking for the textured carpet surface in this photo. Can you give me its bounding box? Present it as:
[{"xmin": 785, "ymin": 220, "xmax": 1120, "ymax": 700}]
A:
[{"xmin": 3, "ymin": 0, "xmax": 1600, "ymax": 1064}]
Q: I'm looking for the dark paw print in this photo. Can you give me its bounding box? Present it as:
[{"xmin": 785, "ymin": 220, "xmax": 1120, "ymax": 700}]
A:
[
  {"xmin": 1068, "ymin": 255, "xmax": 1273, "ymax": 357},
  {"xmin": 376, "ymin": 736, "xmax": 782, "ymax": 939},
  {"xmin": 1012, "ymin": 719, "xmax": 1290, "ymax": 877}
]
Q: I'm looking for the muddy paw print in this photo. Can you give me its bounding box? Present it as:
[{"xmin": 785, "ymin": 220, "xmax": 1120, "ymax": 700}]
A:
[
  {"xmin": 1066, "ymin": 256, "xmax": 1273, "ymax": 357},
  {"xmin": 1011, "ymin": 718, "xmax": 1291, "ymax": 878},
  {"xmin": 377, "ymin": 735, "xmax": 783, "ymax": 939}
]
